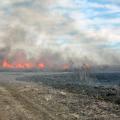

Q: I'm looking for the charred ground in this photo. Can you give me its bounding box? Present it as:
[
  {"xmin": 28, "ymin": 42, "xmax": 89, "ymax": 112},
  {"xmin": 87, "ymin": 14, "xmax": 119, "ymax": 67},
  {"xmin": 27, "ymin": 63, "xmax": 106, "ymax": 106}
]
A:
[{"xmin": 0, "ymin": 71, "xmax": 120, "ymax": 120}]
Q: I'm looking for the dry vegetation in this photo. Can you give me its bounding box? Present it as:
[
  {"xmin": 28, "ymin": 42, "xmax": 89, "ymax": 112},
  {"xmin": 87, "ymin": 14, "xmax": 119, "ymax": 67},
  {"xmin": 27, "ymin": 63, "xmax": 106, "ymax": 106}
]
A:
[{"xmin": 0, "ymin": 72, "xmax": 119, "ymax": 120}]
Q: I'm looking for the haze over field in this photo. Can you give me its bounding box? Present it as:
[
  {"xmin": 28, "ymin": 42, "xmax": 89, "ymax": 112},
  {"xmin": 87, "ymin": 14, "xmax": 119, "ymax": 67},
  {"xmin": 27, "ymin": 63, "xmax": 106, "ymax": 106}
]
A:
[
  {"xmin": 0, "ymin": 0, "xmax": 120, "ymax": 68},
  {"xmin": 0, "ymin": 1, "xmax": 120, "ymax": 120}
]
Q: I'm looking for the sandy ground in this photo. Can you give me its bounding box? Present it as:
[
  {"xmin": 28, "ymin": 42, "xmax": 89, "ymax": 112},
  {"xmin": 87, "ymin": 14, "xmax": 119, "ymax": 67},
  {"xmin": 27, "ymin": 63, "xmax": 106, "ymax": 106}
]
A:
[{"xmin": 0, "ymin": 72, "xmax": 120, "ymax": 120}]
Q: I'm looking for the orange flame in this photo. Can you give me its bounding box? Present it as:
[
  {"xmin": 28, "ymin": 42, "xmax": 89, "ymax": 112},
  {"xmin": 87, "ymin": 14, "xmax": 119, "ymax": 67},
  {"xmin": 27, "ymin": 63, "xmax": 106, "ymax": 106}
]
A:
[
  {"xmin": 24, "ymin": 63, "xmax": 33, "ymax": 68},
  {"xmin": 2, "ymin": 59, "xmax": 68, "ymax": 70},
  {"xmin": 38, "ymin": 63, "xmax": 45, "ymax": 69},
  {"xmin": 2, "ymin": 59, "xmax": 34, "ymax": 69},
  {"xmin": 2, "ymin": 60, "xmax": 13, "ymax": 68},
  {"xmin": 63, "ymin": 64, "xmax": 69, "ymax": 70},
  {"xmin": 15, "ymin": 63, "xmax": 33, "ymax": 69}
]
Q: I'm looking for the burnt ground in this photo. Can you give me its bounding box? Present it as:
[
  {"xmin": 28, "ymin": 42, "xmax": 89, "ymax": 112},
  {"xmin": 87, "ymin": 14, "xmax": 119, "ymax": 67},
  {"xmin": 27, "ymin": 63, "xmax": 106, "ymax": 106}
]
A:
[{"xmin": 0, "ymin": 72, "xmax": 120, "ymax": 120}]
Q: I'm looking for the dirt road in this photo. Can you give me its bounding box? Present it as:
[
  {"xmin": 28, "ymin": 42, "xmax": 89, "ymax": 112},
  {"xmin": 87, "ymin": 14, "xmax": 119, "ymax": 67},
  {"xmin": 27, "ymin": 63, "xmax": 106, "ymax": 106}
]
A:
[
  {"xmin": 0, "ymin": 73, "xmax": 67, "ymax": 120},
  {"xmin": 0, "ymin": 82, "xmax": 69, "ymax": 120}
]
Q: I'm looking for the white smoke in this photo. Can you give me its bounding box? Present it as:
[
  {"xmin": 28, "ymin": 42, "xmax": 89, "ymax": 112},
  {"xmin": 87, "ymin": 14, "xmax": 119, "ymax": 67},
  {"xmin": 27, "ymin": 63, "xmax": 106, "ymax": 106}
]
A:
[{"xmin": 0, "ymin": 0, "xmax": 120, "ymax": 67}]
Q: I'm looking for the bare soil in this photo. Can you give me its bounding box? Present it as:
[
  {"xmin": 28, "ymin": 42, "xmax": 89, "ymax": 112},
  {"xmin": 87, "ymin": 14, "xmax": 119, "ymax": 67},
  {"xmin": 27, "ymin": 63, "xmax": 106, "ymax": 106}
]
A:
[{"xmin": 0, "ymin": 72, "xmax": 120, "ymax": 120}]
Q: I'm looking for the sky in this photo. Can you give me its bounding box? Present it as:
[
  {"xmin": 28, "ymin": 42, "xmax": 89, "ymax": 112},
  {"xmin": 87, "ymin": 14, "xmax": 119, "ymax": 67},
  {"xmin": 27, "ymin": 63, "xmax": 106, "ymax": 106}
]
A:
[{"xmin": 0, "ymin": 0, "xmax": 120, "ymax": 66}]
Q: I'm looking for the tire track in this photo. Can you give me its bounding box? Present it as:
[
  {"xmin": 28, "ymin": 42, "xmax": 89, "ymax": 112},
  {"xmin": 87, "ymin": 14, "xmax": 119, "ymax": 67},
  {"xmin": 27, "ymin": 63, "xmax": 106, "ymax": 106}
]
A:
[
  {"xmin": 0, "ymin": 85, "xmax": 33, "ymax": 120},
  {"xmin": 1, "ymin": 83, "xmax": 64, "ymax": 120}
]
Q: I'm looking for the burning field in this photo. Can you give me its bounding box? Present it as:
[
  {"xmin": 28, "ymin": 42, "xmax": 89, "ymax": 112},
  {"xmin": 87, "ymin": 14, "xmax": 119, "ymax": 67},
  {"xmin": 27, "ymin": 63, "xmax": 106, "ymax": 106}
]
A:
[
  {"xmin": 0, "ymin": 51, "xmax": 120, "ymax": 120},
  {"xmin": 2, "ymin": 59, "xmax": 45, "ymax": 69},
  {"xmin": 0, "ymin": 0, "xmax": 120, "ymax": 119}
]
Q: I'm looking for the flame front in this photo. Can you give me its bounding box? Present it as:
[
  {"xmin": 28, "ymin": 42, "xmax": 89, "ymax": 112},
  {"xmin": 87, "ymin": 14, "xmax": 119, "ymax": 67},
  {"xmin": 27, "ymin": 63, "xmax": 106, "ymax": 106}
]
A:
[
  {"xmin": 1, "ymin": 59, "xmax": 71, "ymax": 70},
  {"xmin": 2, "ymin": 59, "xmax": 46, "ymax": 70},
  {"xmin": 15, "ymin": 63, "xmax": 33, "ymax": 69},
  {"xmin": 38, "ymin": 63, "xmax": 45, "ymax": 69},
  {"xmin": 2, "ymin": 60, "xmax": 13, "ymax": 68}
]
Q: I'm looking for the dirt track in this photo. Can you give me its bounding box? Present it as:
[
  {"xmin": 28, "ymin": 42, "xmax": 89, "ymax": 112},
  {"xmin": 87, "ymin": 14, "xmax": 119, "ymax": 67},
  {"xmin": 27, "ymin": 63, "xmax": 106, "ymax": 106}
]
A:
[
  {"xmin": 0, "ymin": 72, "xmax": 120, "ymax": 120},
  {"xmin": 0, "ymin": 73, "xmax": 74, "ymax": 120},
  {"xmin": 0, "ymin": 73, "xmax": 61, "ymax": 120},
  {"xmin": 0, "ymin": 83, "xmax": 66, "ymax": 120}
]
